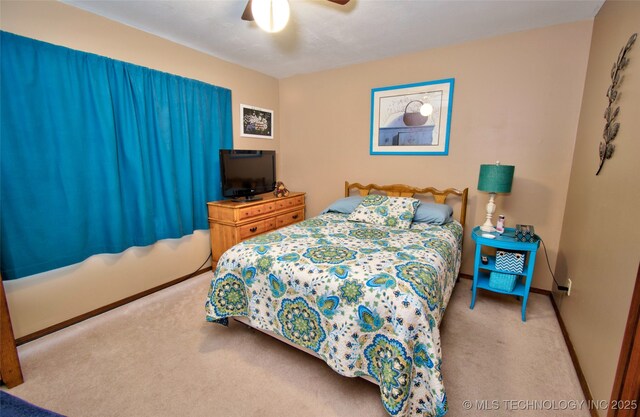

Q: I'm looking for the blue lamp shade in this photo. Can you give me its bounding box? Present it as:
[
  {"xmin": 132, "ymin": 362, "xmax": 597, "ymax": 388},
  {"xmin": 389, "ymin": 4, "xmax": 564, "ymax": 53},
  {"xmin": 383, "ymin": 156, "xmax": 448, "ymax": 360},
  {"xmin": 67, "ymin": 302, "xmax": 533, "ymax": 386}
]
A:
[{"xmin": 478, "ymin": 164, "xmax": 515, "ymax": 193}]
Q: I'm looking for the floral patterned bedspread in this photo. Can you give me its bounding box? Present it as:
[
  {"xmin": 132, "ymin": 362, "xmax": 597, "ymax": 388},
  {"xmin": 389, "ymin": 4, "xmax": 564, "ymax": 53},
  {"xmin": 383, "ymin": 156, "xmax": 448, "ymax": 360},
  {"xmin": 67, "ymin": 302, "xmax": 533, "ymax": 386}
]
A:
[{"xmin": 205, "ymin": 212, "xmax": 463, "ymax": 417}]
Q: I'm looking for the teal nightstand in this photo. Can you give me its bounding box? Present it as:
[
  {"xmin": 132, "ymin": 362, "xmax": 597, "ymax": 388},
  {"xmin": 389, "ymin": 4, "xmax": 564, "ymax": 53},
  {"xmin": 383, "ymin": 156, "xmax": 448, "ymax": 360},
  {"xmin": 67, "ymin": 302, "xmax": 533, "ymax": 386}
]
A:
[{"xmin": 470, "ymin": 226, "xmax": 540, "ymax": 321}]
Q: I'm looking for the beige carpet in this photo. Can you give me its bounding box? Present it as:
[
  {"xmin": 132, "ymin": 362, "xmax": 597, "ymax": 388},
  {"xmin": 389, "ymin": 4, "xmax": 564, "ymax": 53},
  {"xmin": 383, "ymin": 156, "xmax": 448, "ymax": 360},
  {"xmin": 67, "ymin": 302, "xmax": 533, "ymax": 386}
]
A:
[{"xmin": 3, "ymin": 274, "xmax": 589, "ymax": 417}]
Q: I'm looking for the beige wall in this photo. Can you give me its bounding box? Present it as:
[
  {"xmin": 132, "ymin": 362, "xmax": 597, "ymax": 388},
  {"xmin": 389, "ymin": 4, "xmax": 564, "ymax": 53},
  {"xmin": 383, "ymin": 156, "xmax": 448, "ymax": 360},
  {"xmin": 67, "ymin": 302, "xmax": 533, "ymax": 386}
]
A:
[
  {"xmin": 555, "ymin": 0, "xmax": 640, "ymax": 406},
  {"xmin": 279, "ymin": 21, "xmax": 593, "ymax": 287},
  {"xmin": 0, "ymin": 0, "xmax": 280, "ymax": 338}
]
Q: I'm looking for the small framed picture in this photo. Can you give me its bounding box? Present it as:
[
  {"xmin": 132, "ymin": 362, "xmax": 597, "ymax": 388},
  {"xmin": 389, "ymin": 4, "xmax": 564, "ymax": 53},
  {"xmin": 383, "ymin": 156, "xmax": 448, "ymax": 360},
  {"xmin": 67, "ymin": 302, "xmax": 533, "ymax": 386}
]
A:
[{"xmin": 240, "ymin": 104, "xmax": 273, "ymax": 139}]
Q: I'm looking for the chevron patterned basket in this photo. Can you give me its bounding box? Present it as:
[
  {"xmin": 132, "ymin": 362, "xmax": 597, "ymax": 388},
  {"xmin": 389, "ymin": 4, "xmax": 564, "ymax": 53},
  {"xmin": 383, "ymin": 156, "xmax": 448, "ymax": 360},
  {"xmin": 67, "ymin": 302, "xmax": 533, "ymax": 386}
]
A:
[{"xmin": 495, "ymin": 250, "xmax": 525, "ymax": 273}]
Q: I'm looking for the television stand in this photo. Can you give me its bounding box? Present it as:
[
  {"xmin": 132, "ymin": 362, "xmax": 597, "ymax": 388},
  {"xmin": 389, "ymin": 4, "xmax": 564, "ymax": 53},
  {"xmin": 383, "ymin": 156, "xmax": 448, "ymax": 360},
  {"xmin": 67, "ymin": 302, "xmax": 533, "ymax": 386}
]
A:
[
  {"xmin": 231, "ymin": 195, "xmax": 263, "ymax": 202},
  {"xmin": 208, "ymin": 192, "xmax": 306, "ymax": 261}
]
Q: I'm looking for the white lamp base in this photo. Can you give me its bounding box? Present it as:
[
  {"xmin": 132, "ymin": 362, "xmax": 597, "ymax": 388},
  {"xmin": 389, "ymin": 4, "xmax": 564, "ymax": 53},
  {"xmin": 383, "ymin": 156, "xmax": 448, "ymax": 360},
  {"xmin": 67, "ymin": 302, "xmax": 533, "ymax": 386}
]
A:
[
  {"xmin": 480, "ymin": 223, "xmax": 496, "ymax": 233},
  {"xmin": 480, "ymin": 193, "xmax": 496, "ymax": 232}
]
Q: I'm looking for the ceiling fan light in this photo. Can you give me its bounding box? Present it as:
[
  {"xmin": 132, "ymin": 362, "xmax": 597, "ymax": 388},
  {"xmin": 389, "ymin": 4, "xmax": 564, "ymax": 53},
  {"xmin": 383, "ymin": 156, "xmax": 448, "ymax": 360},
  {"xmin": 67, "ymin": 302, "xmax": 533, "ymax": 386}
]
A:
[{"xmin": 251, "ymin": 0, "xmax": 290, "ymax": 33}]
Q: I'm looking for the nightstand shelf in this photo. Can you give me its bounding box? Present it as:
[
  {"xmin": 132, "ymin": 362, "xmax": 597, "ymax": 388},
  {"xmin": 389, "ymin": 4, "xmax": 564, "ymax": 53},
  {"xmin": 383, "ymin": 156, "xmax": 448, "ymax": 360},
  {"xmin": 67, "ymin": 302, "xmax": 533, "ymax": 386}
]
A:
[
  {"xmin": 478, "ymin": 255, "xmax": 526, "ymax": 276},
  {"xmin": 470, "ymin": 226, "xmax": 540, "ymax": 321},
  {"xmin": 475, "ymin": 271, "xmax": 526, "ymax": 297}
]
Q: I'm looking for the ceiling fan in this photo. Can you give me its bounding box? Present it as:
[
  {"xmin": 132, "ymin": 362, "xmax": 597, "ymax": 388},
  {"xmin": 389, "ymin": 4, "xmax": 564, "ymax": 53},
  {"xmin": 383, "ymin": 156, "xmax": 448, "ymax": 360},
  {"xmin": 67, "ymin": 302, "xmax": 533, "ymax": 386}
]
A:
[{"xmin": 242, "ymin": 0, "xmax": 351, "ymax": 33}]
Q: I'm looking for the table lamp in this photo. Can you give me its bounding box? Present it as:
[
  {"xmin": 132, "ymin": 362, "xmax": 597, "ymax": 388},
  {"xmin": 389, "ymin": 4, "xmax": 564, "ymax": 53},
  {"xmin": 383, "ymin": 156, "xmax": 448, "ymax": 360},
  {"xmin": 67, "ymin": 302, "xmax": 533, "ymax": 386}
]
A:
[{"xmin": 477, "ymin": 162, "xmax": 515, "ymax": 232}]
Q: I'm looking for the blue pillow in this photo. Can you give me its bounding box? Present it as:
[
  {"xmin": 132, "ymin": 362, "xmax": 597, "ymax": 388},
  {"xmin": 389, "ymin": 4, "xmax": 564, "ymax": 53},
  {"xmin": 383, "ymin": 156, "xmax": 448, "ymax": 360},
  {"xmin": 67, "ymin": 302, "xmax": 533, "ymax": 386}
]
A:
[
  {"xmin": 321, "ymin": 196, "xmax": 364, "ymax": 214},
  {"xmin": 413, "ymin": 202, "xmax": 453, "ymax": 225}
]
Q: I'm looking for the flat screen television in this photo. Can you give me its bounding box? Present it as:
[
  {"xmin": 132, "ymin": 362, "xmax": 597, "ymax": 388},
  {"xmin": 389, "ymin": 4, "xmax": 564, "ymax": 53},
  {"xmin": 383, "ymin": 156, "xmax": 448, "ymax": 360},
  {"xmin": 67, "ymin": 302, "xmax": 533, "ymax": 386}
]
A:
[{"xmin": 220, "ymin": 149, "xmax": 276, "ymax": 201}]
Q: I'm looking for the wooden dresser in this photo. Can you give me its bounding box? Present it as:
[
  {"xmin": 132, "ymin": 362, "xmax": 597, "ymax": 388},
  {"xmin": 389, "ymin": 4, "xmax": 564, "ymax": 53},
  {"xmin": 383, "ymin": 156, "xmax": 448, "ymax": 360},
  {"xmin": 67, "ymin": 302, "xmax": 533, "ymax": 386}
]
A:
[{"xmin": 207, "ymin": 192, "xmax": 305, "ymax": 261}]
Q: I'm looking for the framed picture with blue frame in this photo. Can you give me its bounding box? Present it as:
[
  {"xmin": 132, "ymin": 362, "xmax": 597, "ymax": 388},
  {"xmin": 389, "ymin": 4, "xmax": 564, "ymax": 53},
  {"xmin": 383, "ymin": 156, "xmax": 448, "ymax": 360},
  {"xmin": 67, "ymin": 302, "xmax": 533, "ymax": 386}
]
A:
[{"xmin": 370, "ymin": 78, "xmax": 454, "ymax": 155}]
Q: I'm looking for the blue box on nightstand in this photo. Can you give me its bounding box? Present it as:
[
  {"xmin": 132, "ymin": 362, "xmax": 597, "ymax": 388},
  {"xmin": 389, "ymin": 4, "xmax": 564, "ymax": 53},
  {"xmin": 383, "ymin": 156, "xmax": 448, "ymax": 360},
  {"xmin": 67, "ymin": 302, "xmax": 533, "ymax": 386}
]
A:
[
  {"xmin": 515, "ymin": 224, "xmax": 536, "ymax": 243},
  {"xmin": 489, "ymin": 271, "xmax": 517, "ymax": 292}
]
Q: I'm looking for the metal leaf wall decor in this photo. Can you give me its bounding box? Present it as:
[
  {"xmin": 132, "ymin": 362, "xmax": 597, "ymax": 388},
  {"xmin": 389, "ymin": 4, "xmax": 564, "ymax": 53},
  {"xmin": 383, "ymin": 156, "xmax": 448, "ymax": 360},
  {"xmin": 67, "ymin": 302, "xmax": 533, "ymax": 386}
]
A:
[{"xmin": 597, "ymin": 32, "xmax": 637, "ymax": 175}]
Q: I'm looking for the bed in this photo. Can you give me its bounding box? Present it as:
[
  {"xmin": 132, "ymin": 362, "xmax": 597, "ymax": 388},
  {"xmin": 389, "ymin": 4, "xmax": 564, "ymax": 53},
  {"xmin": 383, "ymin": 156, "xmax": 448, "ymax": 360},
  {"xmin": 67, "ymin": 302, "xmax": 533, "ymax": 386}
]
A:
[{"xmin": 205, "ymin": 182, "xmax": 468, "ymax": 417}]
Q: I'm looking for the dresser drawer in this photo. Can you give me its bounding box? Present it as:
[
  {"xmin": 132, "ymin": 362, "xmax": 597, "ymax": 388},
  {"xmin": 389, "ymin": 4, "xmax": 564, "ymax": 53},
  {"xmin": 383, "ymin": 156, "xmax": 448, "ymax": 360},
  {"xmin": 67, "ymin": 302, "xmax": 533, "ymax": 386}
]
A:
[
  {"xmin": 265, "ymin": 218, "xmax": 276, "ymax": 230},
  {"xmin": 239, "ymin": 220, "xmax": 267, "ymax": 239},
  {"xmin": 276, "ymin": 209, "xmax": 304, "ymax": 228},
  {"xmin": 237, "ymin": 201, "xmax": 276, "ymax": 221},
  {"xmin": 276, "ymin": 197, "xmax": 303, "ymax": 210},
  {"xmin": 238, "ymin": 207, "xmax": 254, "ymax": 221},
  {"xmin": 251, "ymin": 202, "xmax": 275, "ymax": 217}
]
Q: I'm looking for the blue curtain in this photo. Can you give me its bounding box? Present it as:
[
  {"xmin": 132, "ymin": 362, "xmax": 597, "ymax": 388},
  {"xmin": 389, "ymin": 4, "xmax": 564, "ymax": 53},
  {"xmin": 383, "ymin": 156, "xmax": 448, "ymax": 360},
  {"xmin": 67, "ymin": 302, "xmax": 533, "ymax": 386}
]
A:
[{"xmin": 0, "ymin": 32, "xmax": 233, "ymax": 280}]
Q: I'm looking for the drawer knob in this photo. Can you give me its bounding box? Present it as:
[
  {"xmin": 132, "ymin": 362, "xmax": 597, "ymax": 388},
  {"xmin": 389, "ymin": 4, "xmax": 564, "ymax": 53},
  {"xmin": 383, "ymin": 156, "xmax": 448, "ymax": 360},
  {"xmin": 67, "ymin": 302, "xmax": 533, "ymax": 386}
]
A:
[
  {"xmin": 292, "ymin": 214, "xmax": 299, "ymax": 219},
  {"xmin": 250, "ymin": 227, "xmax": 257, "ymax": 232}
]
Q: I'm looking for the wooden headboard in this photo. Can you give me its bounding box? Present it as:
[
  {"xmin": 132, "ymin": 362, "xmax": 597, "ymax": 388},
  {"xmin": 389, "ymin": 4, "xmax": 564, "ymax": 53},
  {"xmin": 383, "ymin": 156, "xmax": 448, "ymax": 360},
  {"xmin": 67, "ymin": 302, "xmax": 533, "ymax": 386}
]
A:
[{"xmin": 344, "ymin": 181, "xmax": 469, "ymax": 230}]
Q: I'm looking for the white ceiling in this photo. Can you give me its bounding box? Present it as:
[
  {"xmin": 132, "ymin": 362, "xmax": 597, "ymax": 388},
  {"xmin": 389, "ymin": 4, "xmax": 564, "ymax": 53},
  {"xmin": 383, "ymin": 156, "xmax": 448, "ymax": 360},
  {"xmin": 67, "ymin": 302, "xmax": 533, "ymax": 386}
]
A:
[{"xmin": 61, "ymin": 0, "xmax": 604, "ymax": 79}]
